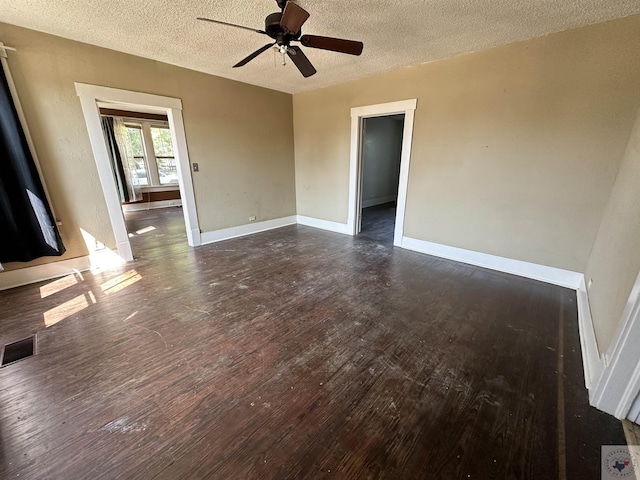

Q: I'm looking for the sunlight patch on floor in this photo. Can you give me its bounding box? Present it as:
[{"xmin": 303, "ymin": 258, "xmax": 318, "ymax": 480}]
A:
[
  {"xmin": 39, "ymin": 272, "xmax": 83, "ymax": 299},
  {"xmin": 43, "ymin": 292, "xmax": 96, "ymax": 327},
  {"xmin": 135, "ymin": 226, "xmax": 156, "ymax": 235},
  {"xmin": 101, "ymin": 270, "xmax": 142, "ymax": 296},
  {"xmin": 80, "ymin": 228, "xmax": 126, "ymax": 271}
]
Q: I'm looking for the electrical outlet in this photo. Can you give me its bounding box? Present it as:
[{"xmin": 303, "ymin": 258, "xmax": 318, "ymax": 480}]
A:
[
  {"xmin": 192, "ymin": 163, "xmax": 199, "ymax": 172},
  {"xmin": 249, "ymin": 216, "xmax": 256, "ymax": 222}
]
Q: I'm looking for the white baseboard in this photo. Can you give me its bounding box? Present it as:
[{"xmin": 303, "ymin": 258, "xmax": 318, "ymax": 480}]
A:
[
  {"xmin": 189, "ymin": 228, "xmax": 202, "ymax": 247},
  {"xmin": 577, "ymin": 279, "xmax": 605, "ymax": 389},
  {"xmin": 200, "ymin": 216, "xmax": 297, "ymax": 245},
  {"xmin": 296, "ymin": 215, "xmax": 351, "ymax": 235},
  {"xmin": 0, "ymin": 256, "xmax": 92, "ymax": 291},
  {"xmin": 122, "ymin": 199, "xmax": 182, "ymax": 212},
  {"xmin": 362, "ymin": 195, "xmax": 396, "ymax": 209},
  {"xmin": 401, "ymin": 236, "xmax": 583, "ymax": 289}
]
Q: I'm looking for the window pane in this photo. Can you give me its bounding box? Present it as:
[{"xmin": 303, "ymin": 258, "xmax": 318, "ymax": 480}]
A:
[
  {"xmin": 151, "ymin": 127, "xmax": 178, "ymax": 185},
  {"xmin": 156, "ymin": 157, "xmax": 178, "ymax": 185},
  {"xmin": 151, "ymin": 127, "xmax": 174, "ymax": 157},
  {"xmin": 126, "ymin": 127, "xmax": 144, "ymax": 157},
  {"xmin": 131, "ymin": 157, "xmax": 149, "ymax": 186},
  {"xmin": 125, "ymin": 127, "xmax": 148, "ymax": 186}
]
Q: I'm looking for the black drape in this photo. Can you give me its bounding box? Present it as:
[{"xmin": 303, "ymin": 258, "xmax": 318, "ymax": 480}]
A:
[
  {"xmin": 0, "ymin": 64, "xmax": 65, "ymax": 263},
  {"xmin": 101, "ymin": 116, "xmax": 130, "ymax": 203}
]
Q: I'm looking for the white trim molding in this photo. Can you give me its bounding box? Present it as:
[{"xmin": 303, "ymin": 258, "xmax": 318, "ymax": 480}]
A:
[
  {"xmin": 122, "ymin": 200, "xmax": 182, "ymax": 212},
  {"xmin": 348, "ymin": 99, "xmax": 417, "ymax": 247},
  {"xmin": 576, "ymin": 279, "xmax": 605, "ymax": 389},
  {"xmin": 0, "ymin": 256, "xmax": 92, "ymax": 291},
  {"xmin": 75, "ymin": 84, "xmax": 182, "ymax": 110},
  {"xmin": 401, "ymin": 236, "xmax": 583, "ymax": 289},
  {"xmin": 296, "ymin": 215, "xmax": 351, "ymax": 235},
  {"xmin": 0, "ymin": 240, "xmax": 127, "ymax": 291},
  {"xmin": 75, "ymin": 83, "xmax": 202, "ymax": 261},
  {"xmin": 629, "ymin": 395, "xmax": 640, "ymax": 423},
  {"xmin": 201, "ymin": 216, "xmax": 297, "ymax": 245},
  {"xmin": 590, "ymin": 270, "xmax": 640, "ymax": 419}
]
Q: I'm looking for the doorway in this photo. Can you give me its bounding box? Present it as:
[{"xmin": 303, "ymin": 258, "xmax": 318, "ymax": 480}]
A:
[
  {"xmin": 358, "ymin": 114, "xmax": 405, "ymax": 243},
  {"xmin": 98, "ymin": 104, "xmax": 185, "ymax": 257},
  {"xmin": 76, "ymin": 83, "xmax": 201, "ymax": 262},
  {"xmin": 348, "ymin": 99, "xmax": 418, "ymax": 246}
]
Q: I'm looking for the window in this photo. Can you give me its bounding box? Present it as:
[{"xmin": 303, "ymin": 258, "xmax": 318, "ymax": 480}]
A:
[
  {"xmin": 122, "ymin": 121, "xmax": 178, "ymax": 188},
  {"xmin": 150, "ymin": 127, "xmax": 178, "ymax": 185}
]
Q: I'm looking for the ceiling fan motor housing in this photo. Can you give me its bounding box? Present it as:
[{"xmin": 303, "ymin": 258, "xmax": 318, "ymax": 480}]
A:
[{"xmin": 265, "ymin": 12, "xmax": 300, "ymax": 44}]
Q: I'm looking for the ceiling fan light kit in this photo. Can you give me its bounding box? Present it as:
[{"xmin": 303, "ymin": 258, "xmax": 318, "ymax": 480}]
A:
[{"xmin": 197, "ymin": 0, "xmax": 364, "ymax": 78}]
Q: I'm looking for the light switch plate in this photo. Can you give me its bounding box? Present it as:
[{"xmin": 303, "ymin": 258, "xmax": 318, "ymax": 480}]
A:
[{"xmin": 192, "ymin": 163, "xmax": 199, "ymax": 172}]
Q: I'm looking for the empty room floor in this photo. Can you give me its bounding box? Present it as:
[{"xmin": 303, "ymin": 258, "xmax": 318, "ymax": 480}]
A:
[{"xmin": 0, "ymin": 208, "xmax": 627, "ymax": 479}]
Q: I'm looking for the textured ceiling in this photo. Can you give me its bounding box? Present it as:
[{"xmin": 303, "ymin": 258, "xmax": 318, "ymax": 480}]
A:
[{"xmin": 1, "ymin": 0, "xmax": 639, "ymax": 94}]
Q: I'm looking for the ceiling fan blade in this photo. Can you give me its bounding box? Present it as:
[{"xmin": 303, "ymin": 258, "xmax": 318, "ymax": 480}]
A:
[
  {"xmin": 287, "ymin": 46, "xmax": 316, "ymax": 78},
  {"xmin": 233, "ymin": 43, "xmax": 275, "ymax": 68},
  {"xmin": 300, "ymin": 35, "xmax": 364, "ymax": 56},
  {"xmin": 197, "ymin": 17, "xmax": 266, "ymax": 34},
  {"xmin": 280, "ymin": 2, "xmax": 310, "ymax": 34}
]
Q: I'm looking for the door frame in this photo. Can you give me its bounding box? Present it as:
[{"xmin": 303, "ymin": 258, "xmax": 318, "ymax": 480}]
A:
[
  {"xmin": 75, "ymin": 83, "xmax": 201, "ymax": 261},
  {"xmin": 348, "ymin": 99, "xmax": 417, "ymax": 246}
]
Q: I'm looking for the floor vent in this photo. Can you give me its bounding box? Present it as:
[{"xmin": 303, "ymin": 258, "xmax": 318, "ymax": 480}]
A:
[{"xmin": 1, "ymin": 335, "xmax": 36, "ymax": 367}]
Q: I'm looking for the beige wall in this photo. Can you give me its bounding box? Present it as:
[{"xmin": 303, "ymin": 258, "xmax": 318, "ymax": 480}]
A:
[
  {"xmin": 584, "ymin": 108, "xmax": 640, "ymax": 354},
  {"xmin": 293, "ymin": 15, "xmax": 640, "ymax": 272},
  {"xmin": 0, "ymin": 23, "xmax": 295, "ymax": 270}
]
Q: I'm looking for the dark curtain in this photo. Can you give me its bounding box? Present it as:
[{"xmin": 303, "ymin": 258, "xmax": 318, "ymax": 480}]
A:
[
  {"xmin": 101, "ymin": 116, "xmax": 130, "ymax": 203},
  {"xmin": 0, "ymin": 64, "xmax": 65, "ymax": 263}
]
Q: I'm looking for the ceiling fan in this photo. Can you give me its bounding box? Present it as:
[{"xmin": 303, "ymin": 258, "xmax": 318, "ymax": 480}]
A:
[{"xmin": 197, "ymin": 0, "xmax": 364, "ymax": 78}]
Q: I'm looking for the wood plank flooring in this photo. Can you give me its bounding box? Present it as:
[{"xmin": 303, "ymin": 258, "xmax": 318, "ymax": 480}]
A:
[
  {"xmin": 0, "ymin": 206, "xmax": 626, "ymax": 479},
  {"xmin": 359, "ymin": 203, "xmax": 397, "ymax": 244}
]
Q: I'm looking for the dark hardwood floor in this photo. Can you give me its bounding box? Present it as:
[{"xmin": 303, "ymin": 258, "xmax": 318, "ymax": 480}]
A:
[
  {"xmin": 0, "ymin": 207, "xmax": 626, "ymax": 479},
  {"xmin": 359, "ymin": 203, "xmax": 396, "ymax": 244}
]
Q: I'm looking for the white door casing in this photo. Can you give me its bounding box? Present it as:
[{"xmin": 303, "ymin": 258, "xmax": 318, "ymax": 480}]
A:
[
  {"xmin": 348, "ymin": 99, "xmax": 417, "ymax": 246},
  {"xmin": 75, "ymin": 83, "xmax": 201, "ymax": 261},
  {"xmin": 590, "ymin": 269, "xmax": 640, "ymax": 420}
]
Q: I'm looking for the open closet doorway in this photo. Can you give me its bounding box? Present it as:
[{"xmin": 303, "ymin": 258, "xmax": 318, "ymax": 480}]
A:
[
  {"xmin": 357, "ymin": 114, "xmax": 405, "ymax": 243},
  {"xmin": 76, "ymin": 83, "xmax": 201, "ymax": 263},
  {"xmin": 348, "ymin": 99, "xmax": 418, "ymax": 247},
  {"xmin": 99, "ymin": 104, "xmax": 185, "ymax": 258}
]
